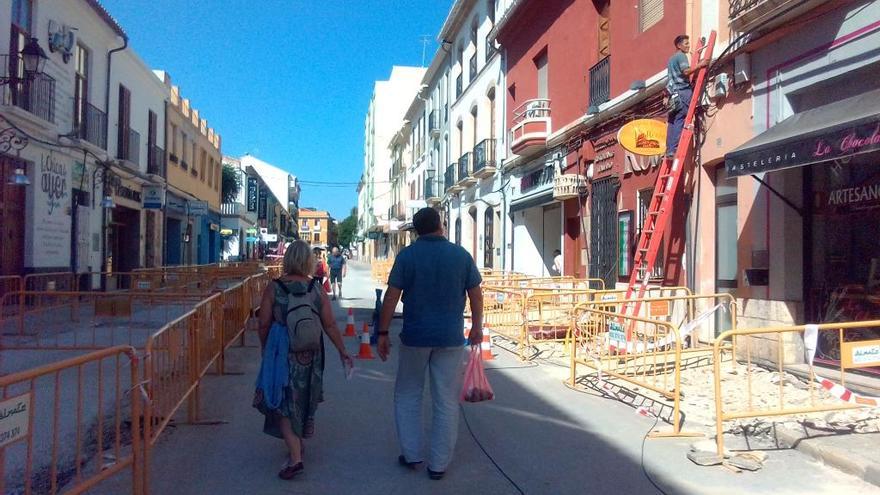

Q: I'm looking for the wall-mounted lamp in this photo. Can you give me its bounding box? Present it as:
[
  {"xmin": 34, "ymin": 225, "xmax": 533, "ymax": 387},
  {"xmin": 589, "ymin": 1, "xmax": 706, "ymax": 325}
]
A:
[
  {"xmin": 7, "ymin": 167, "xmax": 29, "ymax": 186},
  {"xmin": 0, "ymin": 37, "xmax": 49, "ymax": 86},
  {"xmin": 101, "ymin": 195, "xmax": 115, "ymax": 209},
  {"xmin": 630, "ymin": 80, "xmax": 646, "ymax": 91}
]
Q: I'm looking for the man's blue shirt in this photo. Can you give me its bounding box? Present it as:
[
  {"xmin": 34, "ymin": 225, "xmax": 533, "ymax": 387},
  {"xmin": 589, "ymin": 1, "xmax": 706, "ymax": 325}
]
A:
[
  {"xmin": 387, "ymin": 234, "xmax": 482, "ymax": 347},
  {"xmin": 327, "ymin": 254, "xmax": 345, "ymax": 272},
  {"xmin": 667, "ymin": 51, "xmax": 691, "ymax": 92}
]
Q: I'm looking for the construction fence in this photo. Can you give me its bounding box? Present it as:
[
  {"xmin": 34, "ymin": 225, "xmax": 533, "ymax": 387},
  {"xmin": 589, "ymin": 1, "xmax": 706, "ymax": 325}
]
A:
[{"xmin": 1, "ymin": 264, "xmax": 268, "ymax": 494}]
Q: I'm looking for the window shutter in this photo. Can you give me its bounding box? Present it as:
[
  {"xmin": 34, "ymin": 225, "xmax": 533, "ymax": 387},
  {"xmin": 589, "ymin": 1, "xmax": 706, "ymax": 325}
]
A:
[{"xmin": 639, "ymin": 0, "xmax": 664, "ymax": 32}]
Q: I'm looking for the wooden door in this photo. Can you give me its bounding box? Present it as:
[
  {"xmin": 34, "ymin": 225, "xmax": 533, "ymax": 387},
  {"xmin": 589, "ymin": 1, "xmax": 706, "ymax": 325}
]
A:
[{"xmin": 1, "ymin": 156, "xmax": 26, "ymax": 275}]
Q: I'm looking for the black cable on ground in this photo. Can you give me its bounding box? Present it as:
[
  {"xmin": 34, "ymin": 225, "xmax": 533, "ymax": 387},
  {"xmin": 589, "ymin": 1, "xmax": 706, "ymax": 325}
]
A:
[
  {"xmin": 641, "ymin": 412, "xmax": 668, "ymax": 495},
  {"xmin": 459, "ymin": 404, "xmax": 526, "ymax": 495}
]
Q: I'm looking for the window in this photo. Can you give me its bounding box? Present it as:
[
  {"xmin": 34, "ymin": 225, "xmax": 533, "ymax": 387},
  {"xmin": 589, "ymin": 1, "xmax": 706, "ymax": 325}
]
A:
[
  {"xmin": 314, "ymin": 218, "xmax": 320, "ymax": 227},
  {"xmin": 638, "ymin": 0, "xmax": 663, "ymax": 32},
  {"xmin": 192, "ymin": 142, "xmax": 197, "ymax": 175},
  {"xmin": 117, "ymin": 85, "xmax": 132, "ymax": 160},
  {"xmin": 207, "ymin": 157, "xmax": 213, "ymax": 187},
  {"xmin": 215, "ymin": 159, "xmax": 221, "ymax": 190},
  {"xmin": 314, "ymin": 233, "xmax": 321, "ymax": 243},
  {"xmin": 181, "ymin": 132, "xmax": 188, "ymax": 168},
  {"xmin": 471, "ymin": 106, "xmax": 478, "ymax": 152},
  {"xmin": 454, "ymin": 217, "xmax": 462, "ymax": 245},
  {"xmin": 637, "ymin": 188, "xmax": 664, "ymax": 279},
  {"xmin": 74, "ymin": 44, "xmax": 90, "ymax": 130},
  {"xmin": 147, "ymin": 110, "xmax": 158, "ymax": 174},
  {"xmin": 200, "ymin": 149, "xmax": 206, "ymax": 182},
  {"xmin": 535, "ymin": 51, "xmax": 549, "ymax": 99},
  {"xmin": 170, "ymin": 124, "xmax": 178, "ymax": 159}
]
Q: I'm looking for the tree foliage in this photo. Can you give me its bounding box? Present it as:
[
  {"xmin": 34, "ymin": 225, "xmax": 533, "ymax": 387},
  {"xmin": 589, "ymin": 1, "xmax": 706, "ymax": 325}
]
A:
[
  {"xmin": 221, "ymin": 164, "xmax": 242, "ymax": 204},
  {"xmin": 337, "ymin": 207, "xmax": 358, "ymax": 248}
]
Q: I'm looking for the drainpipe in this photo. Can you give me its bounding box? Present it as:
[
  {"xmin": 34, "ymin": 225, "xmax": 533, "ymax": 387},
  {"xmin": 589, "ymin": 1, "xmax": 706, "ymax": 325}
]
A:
[
  {"xmin": 161, "ymin": 98, "xmax": 169, "ymax": 267},
  {"xmin": 100, "ymin": 35, "xmax": 128, "ymax": 277}
]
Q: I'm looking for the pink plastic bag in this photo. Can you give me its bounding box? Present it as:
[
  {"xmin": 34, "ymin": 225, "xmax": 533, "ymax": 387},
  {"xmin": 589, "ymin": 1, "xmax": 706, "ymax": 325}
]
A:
[{"xmin": 461, "ymin": 347, "xmax": 494, "ymax": 403}]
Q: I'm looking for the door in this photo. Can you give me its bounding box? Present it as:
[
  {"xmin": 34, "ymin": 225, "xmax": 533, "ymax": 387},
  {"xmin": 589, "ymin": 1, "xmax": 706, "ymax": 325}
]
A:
[
  {"xmin": 714, "ymin": 167, "xmax": 737, "ymax": 333},
  {"xmin": 484, "ymin": 208, "xmax": 494, "ymax": 269},
  {"xmin": 590, "ymin": 177, "xmax": 620, "ymax": 289},
  {"xmin": 470, "ymin": 208, "xmax": 478, "ymax": 261},
  {"xmin": 0, "ymin": 156, "xmax": 26, "ymax": 275}
]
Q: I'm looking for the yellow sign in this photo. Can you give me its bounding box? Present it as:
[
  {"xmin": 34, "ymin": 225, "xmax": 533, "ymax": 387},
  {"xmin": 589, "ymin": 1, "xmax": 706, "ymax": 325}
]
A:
[
  {"xmin": 841, "ymin": 339, "xmax": 880, "ymax": 369},
  {"xmin": 617, "ymin": 119, "xmax": 667, "ymax": 156},
  {"xmin": 649, "ymin": 300, "xmax": 670, "ymax": 317}
]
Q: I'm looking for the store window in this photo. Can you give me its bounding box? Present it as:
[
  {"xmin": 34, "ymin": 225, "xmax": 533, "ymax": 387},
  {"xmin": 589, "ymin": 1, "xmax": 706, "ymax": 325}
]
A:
[
  {"xmin": 637, "ymin": 188, "xmax": 663, "ymax": 280},
  {"xmin": 809, "ymin": 155, "xmax": 880, "ymax": 362},
  {"xmin": 715, "ymin": 166, "xmax": 737, "ymax": 333}
]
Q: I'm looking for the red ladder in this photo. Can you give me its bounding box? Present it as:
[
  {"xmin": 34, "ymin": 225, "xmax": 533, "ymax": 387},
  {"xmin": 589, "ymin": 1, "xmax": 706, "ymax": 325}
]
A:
[{"xmin": 622, "ymin": 31, "xmax": 716, "ymax": 324}]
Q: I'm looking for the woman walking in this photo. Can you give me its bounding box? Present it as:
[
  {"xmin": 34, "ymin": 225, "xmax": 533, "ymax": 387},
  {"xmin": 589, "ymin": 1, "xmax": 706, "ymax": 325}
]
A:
[{"xmin": 257, "ymin": 240, "xmax": 353, "ymax": 480}]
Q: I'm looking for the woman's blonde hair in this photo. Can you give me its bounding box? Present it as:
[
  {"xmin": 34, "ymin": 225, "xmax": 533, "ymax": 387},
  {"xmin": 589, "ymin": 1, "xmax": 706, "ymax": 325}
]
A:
[{"xmin": 282, "ymin": 240, "xmax": 315, "ymax": 277}]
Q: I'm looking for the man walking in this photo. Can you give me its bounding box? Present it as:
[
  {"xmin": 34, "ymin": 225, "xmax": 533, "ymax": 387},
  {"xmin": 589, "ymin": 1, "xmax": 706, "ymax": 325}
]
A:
[
  {"xmin": 666, "ymin": 34, "xmax": 708, "ymax": 156},
  {"xmin": 377, "ymin": 207, "xmax": 483, "ymax": 481},
  {"xmin": 327, "ymin": 246, "xmax": 346, "ymax": 300}
]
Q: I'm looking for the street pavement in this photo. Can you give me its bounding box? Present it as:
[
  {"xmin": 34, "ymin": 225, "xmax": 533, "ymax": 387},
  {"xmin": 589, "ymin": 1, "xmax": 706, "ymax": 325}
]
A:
[{"xmin": 96, "ymin": 261, "xmax": 879, "ymax": 494}]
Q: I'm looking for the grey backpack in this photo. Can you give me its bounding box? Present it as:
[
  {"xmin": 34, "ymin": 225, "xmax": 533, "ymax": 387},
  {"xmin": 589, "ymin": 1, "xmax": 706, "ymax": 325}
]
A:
[{"xmin": 275, "ymin": 279, "xmax": 323, "ymax": 352}]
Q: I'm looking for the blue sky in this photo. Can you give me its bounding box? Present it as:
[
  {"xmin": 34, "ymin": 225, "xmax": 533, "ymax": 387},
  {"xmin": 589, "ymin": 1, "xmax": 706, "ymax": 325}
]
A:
[{"xmin": 101, "ymin": 0, "xmax": 453, "ymax": 220}]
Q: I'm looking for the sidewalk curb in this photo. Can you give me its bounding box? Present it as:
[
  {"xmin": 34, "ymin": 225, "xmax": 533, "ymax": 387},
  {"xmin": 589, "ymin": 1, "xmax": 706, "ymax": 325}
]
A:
[{"xmin": 777, "ymin": 426, "xmax": 880, "ymax": 488}]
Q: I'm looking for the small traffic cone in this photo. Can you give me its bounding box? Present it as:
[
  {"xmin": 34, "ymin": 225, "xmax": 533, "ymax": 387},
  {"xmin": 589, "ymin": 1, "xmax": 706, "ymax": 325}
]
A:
[
  {"xmin": 357, "ymin": 323, "xmax": 375, "ymax": 360},
  {"xmin": 344, "ymin": 308, "xmax": 356, "ymax": 337},
  {"xmin": 481, "ymin": 329, "xmax": 495, "ymax": 361}
]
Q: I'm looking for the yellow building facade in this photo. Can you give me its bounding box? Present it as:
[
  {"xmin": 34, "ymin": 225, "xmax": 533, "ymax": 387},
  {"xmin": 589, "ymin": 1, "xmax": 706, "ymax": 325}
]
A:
[
  {"xmin": 298, "ymin": 209, "xmax": 334, "ymax": 247},
  {"xmin": 158, "ymin": 73, "xmax": 223, "ymax": 265}
]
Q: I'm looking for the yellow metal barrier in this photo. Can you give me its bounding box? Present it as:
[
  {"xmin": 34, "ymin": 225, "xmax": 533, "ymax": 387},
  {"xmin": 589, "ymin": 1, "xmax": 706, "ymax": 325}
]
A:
[
  {"xmin": 570, "ymin": 307, "xmax": 701, "ymax": 437},
  {"xmin": 713, "ymin": 320, "xmax": 880, "ymax": 456},
  {"xmin": 0, "ymin": 346, "xmax": 142, "ymax": 495}
]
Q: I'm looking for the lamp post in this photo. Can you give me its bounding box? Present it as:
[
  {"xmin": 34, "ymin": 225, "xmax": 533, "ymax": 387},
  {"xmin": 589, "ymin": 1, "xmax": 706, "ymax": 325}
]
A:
[{"xmin": 3, "ymin": 37, "xmax": 49, "ymax": 186}]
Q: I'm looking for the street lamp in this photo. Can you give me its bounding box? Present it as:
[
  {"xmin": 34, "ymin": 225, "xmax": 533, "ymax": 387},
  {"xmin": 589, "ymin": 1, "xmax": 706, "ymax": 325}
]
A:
[
  {"xmin": 0, "ymin": 37, "xmax": 48, "ymax": 86},
  {"xmin": 7, "ymin": 167, "xmax": 29, "ymax": 185}
]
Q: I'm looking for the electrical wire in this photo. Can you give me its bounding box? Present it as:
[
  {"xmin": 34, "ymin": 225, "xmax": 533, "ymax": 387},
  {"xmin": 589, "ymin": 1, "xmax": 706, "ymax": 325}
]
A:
[
  {"xmin": 459, "ymin": 403, "xmax": 527, "ymax": 495},
  {"xmin": 640, "ymin": 412, "xmax": 668, "ymax": 495}
]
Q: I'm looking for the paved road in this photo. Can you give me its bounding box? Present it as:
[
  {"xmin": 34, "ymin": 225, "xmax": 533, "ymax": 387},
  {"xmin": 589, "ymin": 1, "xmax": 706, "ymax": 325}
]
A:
[{"xmin": 97, "ymin": 261, "xmax": 878, "ymax": 494}]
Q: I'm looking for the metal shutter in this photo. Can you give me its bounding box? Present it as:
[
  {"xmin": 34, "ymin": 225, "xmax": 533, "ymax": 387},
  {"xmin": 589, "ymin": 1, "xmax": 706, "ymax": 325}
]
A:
[{"xmin": 639, "ymin": 0, "xmax": 664, "ymax": 32}]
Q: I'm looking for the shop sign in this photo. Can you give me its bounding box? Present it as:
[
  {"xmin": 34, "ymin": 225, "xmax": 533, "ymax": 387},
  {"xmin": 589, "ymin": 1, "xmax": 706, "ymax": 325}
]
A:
[
  {"xmin": 258, "ymin": 187, "xmax": 268, "ymax": 220},
  {"xmin": 209, "ymin": 223, "xmax": 220, "ymax": 232},
  {"xmin": 520, "ymin": 163, "xmax": 556, "ymax": 195},
  {"xmin": 187, "ymin": 200, "xmax": 208, "ymax": 216},
  {"xmin": 32, "ymin": 153, "xmax": 71, "ymax": 268},
  {"xmin": 166, "ymin": 194, "xmax": 187, "ymax": 215},
  {"xmin": 624, "ymin": 151, "xmax": 663, "ymax": 175},
  {"xmin": 0, "ymin": 393, "xmax": 31, "ymax": 448},
  {"xmin": 594, "ymin": 150, "xmax": 615, "ymax": 175},
  {"xmin": 727, "ymin": 120, "xmax": 880, "ymax": 177},
  {"xmin": 617, "ymin": 119, "xmax": 667, "ymax": 156},
  {"xmin": 113, "ymin": 183, "xmax": 141, "ymax": 203},
  {"xmin": 247, "ymin": 177, "xmax": 258, "ymax": 212},
  {"xmin": 263, "ymin": 234, "xmax": 278, "ymax": 242},
  {"xmin": 841, "ymin": 339, "xmax": 880, "ymax": 369},
  {"xmin": 819, "ymin": 182, "xmax": 880, "ymax": 213},
  {"xmin": 142, "ymin": 186, "xmax": 165, "ymax": 209}
]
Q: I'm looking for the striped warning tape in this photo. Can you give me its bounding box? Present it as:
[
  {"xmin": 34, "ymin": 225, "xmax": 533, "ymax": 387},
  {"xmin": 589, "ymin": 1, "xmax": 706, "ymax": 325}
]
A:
[{"xmin": 816, "ymin": 376, "xmax": 880, "ymax": 407}]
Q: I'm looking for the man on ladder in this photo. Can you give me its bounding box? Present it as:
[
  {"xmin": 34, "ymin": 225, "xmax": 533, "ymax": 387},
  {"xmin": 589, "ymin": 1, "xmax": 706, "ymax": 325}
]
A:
[{"xmin": 666, "ymin": 35, "xmax": 709, "ymax": 157}]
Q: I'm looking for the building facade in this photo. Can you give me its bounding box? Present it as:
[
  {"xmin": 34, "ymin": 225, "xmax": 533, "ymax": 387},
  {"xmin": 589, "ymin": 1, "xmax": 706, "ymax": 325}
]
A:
[
  {"xmin": 158, "ymin": 72, "xmax": 221, "ymax": 266},
  {"xmin": 0, "ymin": 0, "xmax": 170, "ymax": 285},
  {"xmin": 236, "ymin": 154, "xmax": 298, "ymax": 253},
  {"xmin": 298, "ymin": 208, "xmax": 334, "ymax": 247},
  {"xmin": 219, "ymin": 155, "xmax": 258, "ymax": 261},
  {"xmin": 358, "ymin": 66, "xmax": 426, "ymax": 262}
]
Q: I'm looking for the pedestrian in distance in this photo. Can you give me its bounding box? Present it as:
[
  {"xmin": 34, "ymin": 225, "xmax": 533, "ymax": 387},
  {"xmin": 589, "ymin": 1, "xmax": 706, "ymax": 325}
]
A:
[
  {"xmin": 327, "ymin": 246, "xmax": 347, "ymax": 300},
  {"xmin": 666, "ymin": 34, "xmax": 709, "ymax": 156},
  {"xmin": 552, "ymin": 249, "xmax": 563, "ymax": 276},
  {"xmin": 256, "ymin": 240, "xmax": 354, "ymax": 480},
  {"xmin": 377, "ymin": 207, "xmax": 484, "ymax": 481}
]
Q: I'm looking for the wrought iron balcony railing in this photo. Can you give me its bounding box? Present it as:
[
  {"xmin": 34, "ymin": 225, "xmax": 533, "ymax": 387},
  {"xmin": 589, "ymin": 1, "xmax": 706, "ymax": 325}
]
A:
[
  {"xmin": 147, "ymin": 144, "xmax": 165, "ymax": 177},
  {"xmin": 456, "ymin": 73, "xmax": 463, "ymax": 99},
  {"xmin": 1, "ymin": 55, "xmax": 56, "ymax": 123},
  {"xmin": 589, "ymin": 56, "xmax": 610, "ymax": 110},
  {"xmin": 117, "ymin": 127, "xmax": 140, "ymax": 165},
  {"xmin": 72, "ymin": 98, "xmax": 107, "ymax": 149},
  {"xmin": 445, "ymin": 163, "xmax": 457, "ymax": 192},
  {"xmin": 457, "ymin": 152, "xmax": 473, "ymax": 181},
  {"xmin": 473, "ymin": 138, "xmax": 497, "ymax": 174},
  {"xmin": 469, "ymin": 54, "xmax": 477, "ymax": 82}
]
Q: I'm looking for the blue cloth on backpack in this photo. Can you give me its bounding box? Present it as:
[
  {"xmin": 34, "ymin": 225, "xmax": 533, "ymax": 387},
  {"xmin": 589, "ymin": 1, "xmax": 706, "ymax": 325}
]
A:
[{"xmin": 255, "ymin": 322, "xmax": 289, "ymax": 411}]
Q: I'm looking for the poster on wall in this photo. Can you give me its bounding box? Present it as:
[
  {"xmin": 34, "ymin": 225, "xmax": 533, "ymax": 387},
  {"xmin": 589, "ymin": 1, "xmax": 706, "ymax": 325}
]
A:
[
  {"xmin": 31, "ymin": 153, "xmax": 71, "ymax": 268},
  {"xmin": 618, "ymin": 211, "xmax": 632, "ymax": 277}
]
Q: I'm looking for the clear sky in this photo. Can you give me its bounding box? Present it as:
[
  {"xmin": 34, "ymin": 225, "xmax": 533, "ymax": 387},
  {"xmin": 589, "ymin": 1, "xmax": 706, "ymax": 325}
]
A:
[{"xmin": 101, "ymin": 0, "xmax": 453, "ymax": 220}]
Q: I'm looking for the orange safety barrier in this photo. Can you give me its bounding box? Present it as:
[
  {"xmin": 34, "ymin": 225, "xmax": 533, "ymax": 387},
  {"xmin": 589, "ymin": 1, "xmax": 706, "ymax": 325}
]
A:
[
  {"xmin": 713, "ymin": 320, "xmax": 880, "ymax": 457},
  {"xmin": 0, "ymin": 345, "xmax": 142, "ymax": 495}
]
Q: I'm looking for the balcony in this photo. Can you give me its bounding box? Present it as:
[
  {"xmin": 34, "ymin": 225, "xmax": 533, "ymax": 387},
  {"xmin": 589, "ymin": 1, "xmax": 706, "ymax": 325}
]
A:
[
  {"xmin": 72, "ymin": 98, "xmax": 107, "ymax": 149},
  {"xmin": 429, "ymin": 110, "xmax": 440, "ymax": 137},
  {"xmin": 445, "ymin": 163, "xmax": 462, "ymax": 193},
  {"xmin": 472, "ymin": 138, "xmax": 497, "ymax": 179},
  {"xmin": 509, "ymin": 99, "xmax": 551, "ymax": 156},
  {"xmin": 457, "ymin": 152, "xmax": 477, "ymax": 188},
  {"xmin": 425, "ymin": 175, "xmax": 441, "ymax": 205},
  {"xmin": 485, "ymin": 38, "xmax": 497, "ymax": 62},
  {"xmin": 456, "ymin": 73, "xmax": 463, "ymax": 99},
  {"xmin": 221, "ymin": 202, "xmax": 245, "ymax": 216},
  {"xmin": 147, "ymin": 144, "xmax": 165, "ymax": 177},
  {"xmin": 394, "ymin": 201, "xmax": 406, "ymax": 221},
  {"xmin": 589, "ymin": 56, "xmax": 610, "ymax": 111},
  {"xmin": 469, "ymin": 54, "xmax": 477, "ymax": 82},
  {"xmin": 116, "ymin": 127, "xmax": 140, "ymax": 166},
  {"xmin": 1, "ymin": 56, "xmax": 55, "ymax": 123},
  {"xmin": 729, "ymin": 0, "xmax": 829, "ymax": 33}
]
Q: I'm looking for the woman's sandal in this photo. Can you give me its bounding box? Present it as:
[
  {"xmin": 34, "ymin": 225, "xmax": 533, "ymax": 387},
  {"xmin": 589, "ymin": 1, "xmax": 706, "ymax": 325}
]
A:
[{"xmin": 278, "ymin": 462, "xmax": 304, "ymax": 480}]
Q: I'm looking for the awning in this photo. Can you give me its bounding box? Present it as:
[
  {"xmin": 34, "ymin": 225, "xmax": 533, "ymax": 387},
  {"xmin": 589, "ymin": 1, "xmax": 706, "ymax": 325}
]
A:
[
  {"xmin": 510, "ymin": 192, "xmax": 554, "ymax": 213},
  {"xmin": 725, "ymin": 87, "xmax": 880, "ymax": 177}
]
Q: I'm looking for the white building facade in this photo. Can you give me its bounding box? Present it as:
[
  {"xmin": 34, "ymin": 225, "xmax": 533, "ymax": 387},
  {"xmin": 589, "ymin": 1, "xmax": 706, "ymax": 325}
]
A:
[
  {"xmin": 0, "ymin": 0, "xmax": 167, "ymax": 282},
  {"xmin": 358, "ymin": 65, "xmax": 425, "ymax": 261},
  {"xmin": 440, "ymin": 0, "xmax": 506, "ymax": 270}
]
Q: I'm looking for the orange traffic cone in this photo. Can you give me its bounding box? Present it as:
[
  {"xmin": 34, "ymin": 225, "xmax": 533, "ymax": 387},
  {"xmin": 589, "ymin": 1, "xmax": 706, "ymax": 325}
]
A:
[
  {"xmin": 481, "ymin": 329, "xmax": 495, "ymax": 361},
  {"xmin": 344, "ymin": 308, "xmax": 356, "ymax": 337},
  {"xmin": 357, "ymin": 323, "xmax": 374, "ymax": 360}
]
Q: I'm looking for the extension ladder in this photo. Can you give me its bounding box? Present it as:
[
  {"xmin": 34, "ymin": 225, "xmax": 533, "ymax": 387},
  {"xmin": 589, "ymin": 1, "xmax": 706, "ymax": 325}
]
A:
[{"xmin": 621, "ymin": 31, "xmax": 717, "ymax": 326}]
